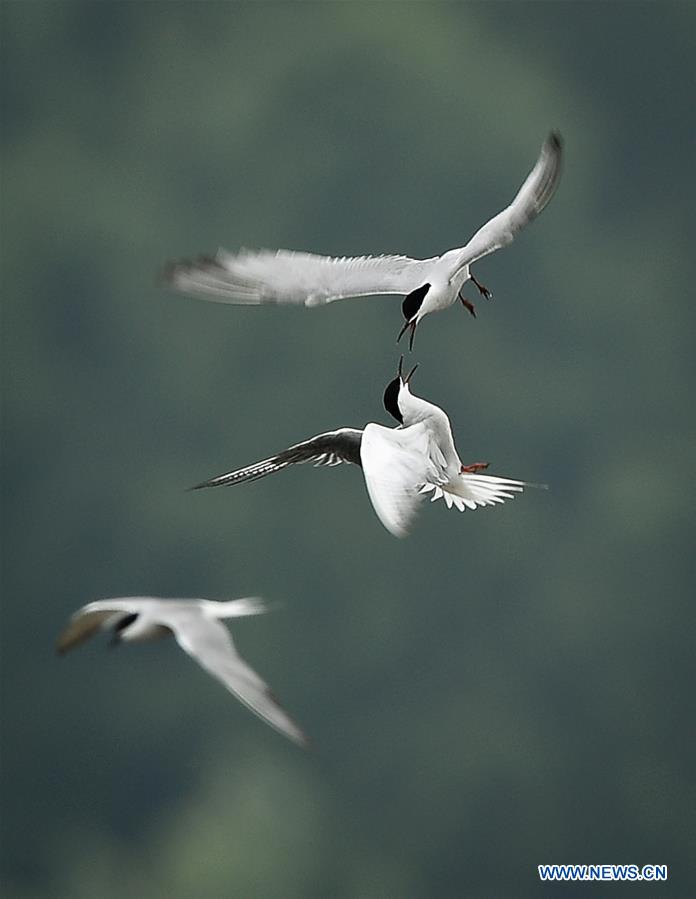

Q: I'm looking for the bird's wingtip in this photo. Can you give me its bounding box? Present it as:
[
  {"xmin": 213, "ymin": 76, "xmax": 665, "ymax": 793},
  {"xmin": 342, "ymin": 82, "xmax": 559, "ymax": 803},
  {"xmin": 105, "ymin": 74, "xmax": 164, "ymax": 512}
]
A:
[
  {"xmin": 157, "ymin": 261, "xmax": 177, "ymax": 287},
  {"xmin": 548, "ymin": 130, "xmax": 563, "ymax": 150},
  {"xmin": 186, "ymin": 479, "xmax": 213, "ymax": 492},
  {"xmin": 294, "ymin": 728, "xmax": 313, "ymax": 750},
  {"xmin": 55, "ymin": 633, "xmax": 75, "ymax": 656}
]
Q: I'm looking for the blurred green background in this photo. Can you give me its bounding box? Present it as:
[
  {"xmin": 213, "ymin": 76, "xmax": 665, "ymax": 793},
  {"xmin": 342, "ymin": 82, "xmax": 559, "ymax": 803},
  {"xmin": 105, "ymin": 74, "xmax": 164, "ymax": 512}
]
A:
[{"xmin": 2, "ymin": 2, "xmax": 695, "ymax": 896}]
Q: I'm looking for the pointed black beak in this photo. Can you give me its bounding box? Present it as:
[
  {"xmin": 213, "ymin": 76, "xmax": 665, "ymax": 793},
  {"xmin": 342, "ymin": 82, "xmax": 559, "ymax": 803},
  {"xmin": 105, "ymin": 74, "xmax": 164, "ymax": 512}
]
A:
[
  {"xmin": 404, "ymin": 363, "xmax": 419, "ymax": 385},
  {"xmin": 397, "ymin": 319, "xmax": 417, "ymax": 350},
  {"xmin": 396, "ymin": 318, "xmax": 411, "ymax": 344}
]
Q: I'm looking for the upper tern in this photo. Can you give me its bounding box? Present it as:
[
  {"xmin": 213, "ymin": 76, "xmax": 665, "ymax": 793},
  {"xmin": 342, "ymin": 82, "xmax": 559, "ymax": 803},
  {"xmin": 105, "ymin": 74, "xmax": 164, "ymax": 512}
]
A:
[
  {"xmin": 56, "ymin": 595, "xmax": 309, "ymax": 747},
  {"xmin": 191, "ymin": 361, "xmax": 539, "ymax": 537},
  {"xmin": 163, "ymin": 132, "xmax": 562, "ymax": 348}
]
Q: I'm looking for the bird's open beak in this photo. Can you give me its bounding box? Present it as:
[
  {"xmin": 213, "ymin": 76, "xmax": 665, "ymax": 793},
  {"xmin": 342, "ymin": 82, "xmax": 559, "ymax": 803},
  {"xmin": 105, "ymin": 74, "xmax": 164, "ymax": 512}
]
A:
[
  {"xmin": 397, "ymin": 319, "xmax": 417, "ymax": 350},
  {"xmin": 394, "ymin": 356, "xmax": 417, "ymax": 385}
]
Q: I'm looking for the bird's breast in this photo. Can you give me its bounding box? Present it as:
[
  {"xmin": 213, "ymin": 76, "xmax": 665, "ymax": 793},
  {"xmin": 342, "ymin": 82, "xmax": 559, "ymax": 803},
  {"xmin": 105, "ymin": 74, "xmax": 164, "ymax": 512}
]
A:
[{"xmin": 422, "ymin": 278, "xmax": 459, "ymax": 313}]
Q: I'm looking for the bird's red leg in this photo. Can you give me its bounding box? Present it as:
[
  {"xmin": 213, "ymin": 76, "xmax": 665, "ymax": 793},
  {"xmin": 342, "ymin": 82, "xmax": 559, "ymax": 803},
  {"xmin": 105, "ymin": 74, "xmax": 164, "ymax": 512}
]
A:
[
  {"xmin": 458, "ymin": 291, "xmax": 476, "ymax": 318},
  {"xmin": 471, "ymin": 273, "xmax": 493, "ymax": 300},
  {"xmin": 460, "ymin": 462, "xmax": 490, "ymax": 474}
]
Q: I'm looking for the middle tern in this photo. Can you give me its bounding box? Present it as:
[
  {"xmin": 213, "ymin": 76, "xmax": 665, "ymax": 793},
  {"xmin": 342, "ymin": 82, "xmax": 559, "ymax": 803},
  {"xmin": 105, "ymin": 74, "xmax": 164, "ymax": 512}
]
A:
[
  {"xmin": 162, "ymin": 132, "xmax": 562, "ymax": 349},
  {"xmin": 191, "ymin": 361, "xmax": 539, "ymax": 537}
]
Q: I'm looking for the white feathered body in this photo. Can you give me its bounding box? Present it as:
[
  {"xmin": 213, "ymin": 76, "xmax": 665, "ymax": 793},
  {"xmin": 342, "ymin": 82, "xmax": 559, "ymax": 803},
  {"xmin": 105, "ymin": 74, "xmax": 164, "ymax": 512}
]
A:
[
  {"xmin": 360, "ymin": 382, "xmax": 530, "ymax": 536},
  {"xmin": 414, "ymin": 257, "xmax": 471, "ymax": 321},
  {"xmin": 114, "ymin": 597, "xmax": 267, "ymax": 642}
]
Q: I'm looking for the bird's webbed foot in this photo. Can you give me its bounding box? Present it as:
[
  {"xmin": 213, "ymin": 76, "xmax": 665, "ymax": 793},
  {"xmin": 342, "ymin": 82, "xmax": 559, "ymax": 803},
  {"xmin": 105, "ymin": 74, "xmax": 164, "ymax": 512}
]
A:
[{"xmin": 460, "ymin": 462, "xmax": 490, "ymax": 474}]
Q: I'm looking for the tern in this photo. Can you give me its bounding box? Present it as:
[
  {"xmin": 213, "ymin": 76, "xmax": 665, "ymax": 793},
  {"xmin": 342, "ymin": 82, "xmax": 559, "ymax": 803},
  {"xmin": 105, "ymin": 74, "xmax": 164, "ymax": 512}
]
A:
[
  {"xmin": 163, "ymin": 132, "xmax": 562, "ymax": 348},
  {"xmin": 56, "ymin": 595, "xmax": 309, "ymax": 747},
  {"xmin": 191, "ymin": 361, "xmax": 538, "ymax": 537}
]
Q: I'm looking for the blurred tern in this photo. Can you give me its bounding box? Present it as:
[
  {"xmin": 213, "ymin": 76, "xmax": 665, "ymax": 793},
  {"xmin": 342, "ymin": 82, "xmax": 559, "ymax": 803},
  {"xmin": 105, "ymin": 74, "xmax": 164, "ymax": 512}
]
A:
[
  {"xmin": 163, "ymin": 132, "xmax": 562, "ymax": 348},
  {"xmin": 57, "ymin": 595, "xmax": 308, "ymax": 747},
  {"xmin": 191, "ymin": 360, "xmax": 539, "ymax": 537}
]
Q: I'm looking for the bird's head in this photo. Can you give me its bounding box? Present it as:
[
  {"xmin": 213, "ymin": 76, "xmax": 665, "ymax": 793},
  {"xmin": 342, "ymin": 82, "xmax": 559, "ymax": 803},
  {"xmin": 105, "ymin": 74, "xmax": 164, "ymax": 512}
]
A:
[
  {"xmin": 383, "ymin": 356, "xmax": 419, "ymax": 424},
  {"xmin": 397, "ymin": 283, "xmax": 430, "ymax": 350},
  {"xmin": 108, "ymin": 612, "xmax": 138, "ymax": 648}
]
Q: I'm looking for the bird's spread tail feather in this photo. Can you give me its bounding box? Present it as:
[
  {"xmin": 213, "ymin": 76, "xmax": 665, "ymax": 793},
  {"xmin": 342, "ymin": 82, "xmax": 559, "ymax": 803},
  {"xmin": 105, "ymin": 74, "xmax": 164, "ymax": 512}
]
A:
[
  {"xmin": 420, "ymin": 474, "xmax": 544, "ymax": 511},
  {"xmin": 209, "ymin": 597, "xmax": 274, "ymax": 618}
]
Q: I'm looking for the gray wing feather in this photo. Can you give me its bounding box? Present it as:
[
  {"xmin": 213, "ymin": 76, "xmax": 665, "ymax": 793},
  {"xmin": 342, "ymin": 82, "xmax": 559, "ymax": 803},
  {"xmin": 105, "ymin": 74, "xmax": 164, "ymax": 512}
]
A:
[
  {"xmin": 56, "ymin": 609, "xmax": 121, "ymax": 653},
  {"xmin": 452, "ymin": 131, "xmax": 563, "ymax": 272},
  {"xmin": 55, "ymin": 598, "xmax": 147, "ymax": 653},
  {"xmin": 170, "ymin": 613, "xmax": 309, "ymax": 746},
  {"xmin": 163, "ymin": 249, "xmax": 435, "ymax": 306},
  {"xmin": 191, "ymin": 428, "xmax": 363, "ymax": 490}
]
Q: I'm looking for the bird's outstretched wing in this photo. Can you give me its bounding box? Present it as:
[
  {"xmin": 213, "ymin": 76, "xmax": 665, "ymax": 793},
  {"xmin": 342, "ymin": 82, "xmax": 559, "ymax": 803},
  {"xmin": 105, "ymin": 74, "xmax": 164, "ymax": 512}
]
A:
[
  {"xmin": 169, "ymin": 611, "xmax": 309, "ymax": 746},
  {"xmin": 360, "ymin": 423, "xmax": 443, "ymax": 538},
  {"xmin": 56, "ymin": 598, "xmax": 142, "ymax": 653},
  {"xmin": 163, "ymin": 249, "xmax": 435, "ymax": 306},
  {"xmin": 450, "ymin": 131, "xmax": 563, "ymax": 273},
  {"xmin": 191, "ymin": 427, "xmax": 363, "ymax": 490}
]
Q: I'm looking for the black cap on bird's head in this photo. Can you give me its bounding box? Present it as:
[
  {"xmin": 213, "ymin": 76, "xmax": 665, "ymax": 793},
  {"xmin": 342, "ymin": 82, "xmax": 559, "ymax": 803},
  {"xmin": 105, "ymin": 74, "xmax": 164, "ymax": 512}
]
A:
[
  {"xmin": 402, "ymin": 283, "xmax": 430, "ymax": 322},
  {"xmin": 397, "ymin": 283, "xmax": 430, "ymax": 351},
  {"xmin": 108, "ymin": 612, "xmax": 138, "ymax": 648},
  {"xmin": 383, "ymin": 356, "xmax": 419, "ymax": 424}
]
